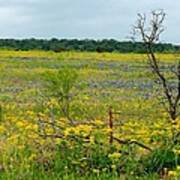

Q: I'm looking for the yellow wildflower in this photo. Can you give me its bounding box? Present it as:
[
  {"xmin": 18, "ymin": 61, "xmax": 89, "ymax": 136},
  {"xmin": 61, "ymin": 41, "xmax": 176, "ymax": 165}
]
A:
[
  {"xmin": 28, "ymin": 154, "xmax": 37, "ymax": 161},
  {"xmin": 47, "ymin": 98, "xmax": 59, "ymax": 108},
  {"xmin": 111, "ymin": 164, "xmax": 116, "ymax": 170},
  {"xmin": 173, "ymin": 149, "xmax": 180, "ymax": 155},
  {"xmin": 92, "ymin": 169, "xmax": 100, "ymax": 174},
  {"xmin": 0, "ymin": 125, "xmax": 5, "ymax": 134},
  {"xmin": 26, "ymin": 111, "xmax": 35, "ymax": 117},
  {"xmin": 89, "ymin": 136, "xmax": 95, "ymax": 144},
  {"xmin": 103, "ymin": 128, "xmax": 113, "ymax": 134},
  {"xmin": 168, "ymin": 170, "xmax": 177, "ymax": 177},
  {"xmin": 108, "ymin": 152, "xmax": 121, "ymax": 160},
  {"xmin": 16, "ymin": 121, "xmax": 27, "ymax": 128},
  {"xmin": 94, "ymin": 119, "xmax": 104, "ymax": 126},
  {"xmin": 64, "ymin": 127, "xmax": 75, "ymax": 137}
]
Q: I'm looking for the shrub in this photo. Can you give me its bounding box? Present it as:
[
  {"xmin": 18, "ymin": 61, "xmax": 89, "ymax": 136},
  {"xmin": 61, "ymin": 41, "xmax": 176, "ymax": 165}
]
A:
[
  {"xmin": 43, "ymin": 67, "xmax": 78, "ymax": 120},
  {"xmin": 142, "ymin": 148, "xmax": 180, "ymax": 174}
]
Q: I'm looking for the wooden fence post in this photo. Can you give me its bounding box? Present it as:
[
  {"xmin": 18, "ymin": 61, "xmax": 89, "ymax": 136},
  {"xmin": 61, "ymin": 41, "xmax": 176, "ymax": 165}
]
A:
[{"xmin": 109, "ymin": 106, "xmax": 113, "ymax": 144}]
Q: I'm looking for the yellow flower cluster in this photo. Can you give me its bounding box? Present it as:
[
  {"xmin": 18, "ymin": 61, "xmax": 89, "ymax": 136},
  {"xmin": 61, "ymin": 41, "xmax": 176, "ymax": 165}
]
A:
[
  {"xmin": 108, "ymin": 152, "xmax": 122, "ymax": 160},
  {"xmin": 167, "ymin": 165, "xmax": 180, "ymax": 178},
  {"xmin": 64, "ymin": 125, "xmax": 92, "ymax": 137},
  {"xmin": 0, "ymin": 125, "xmax": 6, "ymax": 134},
  {"xmin": 47, "ymin": 98, "xmax": 59, "ymax": 108}
]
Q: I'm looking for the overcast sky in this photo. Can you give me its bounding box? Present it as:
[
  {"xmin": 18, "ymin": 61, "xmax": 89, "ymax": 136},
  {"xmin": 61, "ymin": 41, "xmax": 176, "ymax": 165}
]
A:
[{"xmin": 0, "ymin": 0, "xmax": 179, "ymax": 43}]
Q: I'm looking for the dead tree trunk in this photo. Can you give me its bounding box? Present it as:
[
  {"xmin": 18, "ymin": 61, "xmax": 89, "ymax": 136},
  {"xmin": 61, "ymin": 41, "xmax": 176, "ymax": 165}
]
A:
[{"xmin": 133, "ymin": 10, "xmax": 180, "ymax": 121}]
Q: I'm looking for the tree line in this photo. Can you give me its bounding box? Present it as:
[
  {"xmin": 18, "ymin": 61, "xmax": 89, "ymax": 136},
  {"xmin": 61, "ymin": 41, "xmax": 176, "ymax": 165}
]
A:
[{"xmin": 0, "ymin": 38, "xmax": 179, "ymax": 53}]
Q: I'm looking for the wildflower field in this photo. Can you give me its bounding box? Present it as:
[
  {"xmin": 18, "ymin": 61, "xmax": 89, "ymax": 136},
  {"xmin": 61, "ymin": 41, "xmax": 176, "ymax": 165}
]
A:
[{"xmin": 0, "ymin": 50, "xmax": 179, "ymax": 179}]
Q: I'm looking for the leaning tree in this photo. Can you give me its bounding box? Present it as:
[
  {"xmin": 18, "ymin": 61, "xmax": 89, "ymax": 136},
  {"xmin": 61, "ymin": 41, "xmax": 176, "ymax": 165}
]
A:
[
  {"xmin": 133, "ymin": 10, "xmax": 179, "ymax": 142},
  {"xmin": 133, "ymin": 10, "xmax": 180, "ymax": 121}
]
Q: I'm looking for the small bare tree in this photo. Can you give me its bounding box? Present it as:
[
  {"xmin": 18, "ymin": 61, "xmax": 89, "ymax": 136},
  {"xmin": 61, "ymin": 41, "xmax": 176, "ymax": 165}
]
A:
[{"xmin": 133, "ymin": 10, "xmax": 180, "ymax": 122}]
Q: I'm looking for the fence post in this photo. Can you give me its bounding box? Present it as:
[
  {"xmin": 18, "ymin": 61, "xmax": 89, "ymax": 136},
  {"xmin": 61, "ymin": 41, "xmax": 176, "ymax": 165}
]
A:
[
  {"xmin": 0, "ymin": 104, "xmax": 2, "ymax": 122},
  {"xmin": 109, "ymin": 106, "xmax": 113, "ymax": 144}
]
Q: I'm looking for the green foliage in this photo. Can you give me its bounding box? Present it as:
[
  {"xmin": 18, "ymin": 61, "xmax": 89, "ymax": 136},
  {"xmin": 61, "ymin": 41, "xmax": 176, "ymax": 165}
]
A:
[
  {"xmin": 44, "ymin": 68, "xmax": 78, "ymax": 99},
  {"xmin": 142, "ymin": 148, "xmax": 180, "ymax": 174},
  {"xmin": 44, "ymin": 67, "xmax": 78, "ymax": 118}
]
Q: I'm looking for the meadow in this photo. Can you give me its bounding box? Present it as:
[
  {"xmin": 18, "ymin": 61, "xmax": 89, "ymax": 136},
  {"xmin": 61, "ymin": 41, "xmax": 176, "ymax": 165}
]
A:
[{"xmin": 0, "ymin": 50, "xmax": 179, "ymax": 179}]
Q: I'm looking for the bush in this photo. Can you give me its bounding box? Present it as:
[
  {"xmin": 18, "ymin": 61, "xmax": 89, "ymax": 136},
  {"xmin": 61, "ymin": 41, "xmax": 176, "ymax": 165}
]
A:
[
  {"xmin": 142, "ymin": 148, "xmax": 180, "ymax": 174},
  {"xmin": 44, "ymin": 67, "xmax": 78, "ymax": 120}
]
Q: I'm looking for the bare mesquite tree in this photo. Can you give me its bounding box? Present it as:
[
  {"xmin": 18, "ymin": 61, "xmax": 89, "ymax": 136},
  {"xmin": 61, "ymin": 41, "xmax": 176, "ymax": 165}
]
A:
[{"xmin": 133, "ymin": 10, "xmax": 180, "ymax": 121}]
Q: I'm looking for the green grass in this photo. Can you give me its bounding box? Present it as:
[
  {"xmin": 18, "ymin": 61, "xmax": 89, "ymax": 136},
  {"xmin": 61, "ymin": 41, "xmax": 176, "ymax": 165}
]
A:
[{"xmin": 0, "ymin": 50, "xmax": 179, "ymax": 179}]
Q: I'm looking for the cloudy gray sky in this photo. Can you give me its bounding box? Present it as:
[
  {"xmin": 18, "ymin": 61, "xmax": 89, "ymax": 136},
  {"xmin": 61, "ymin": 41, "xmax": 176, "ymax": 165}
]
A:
[{"xmin": 0, "ymin": 0, "xmax": 179, "ymax": 43}]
